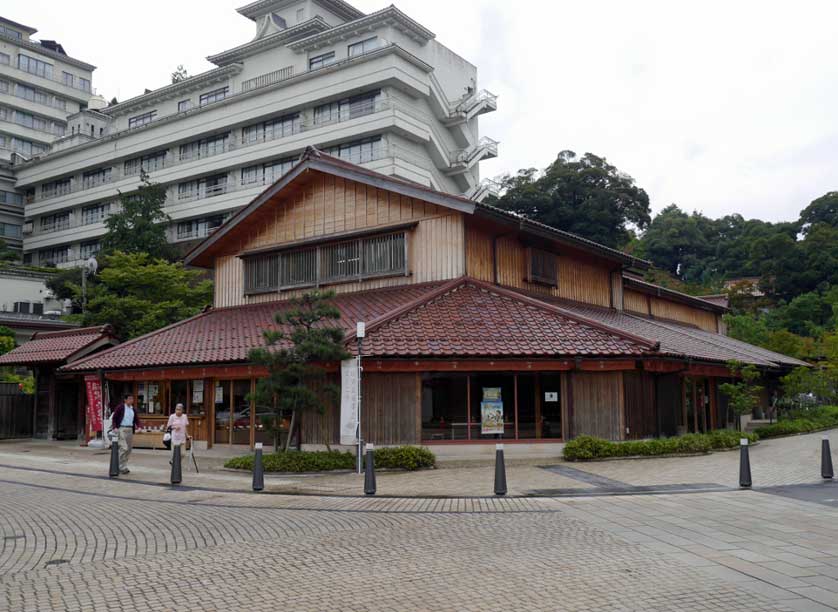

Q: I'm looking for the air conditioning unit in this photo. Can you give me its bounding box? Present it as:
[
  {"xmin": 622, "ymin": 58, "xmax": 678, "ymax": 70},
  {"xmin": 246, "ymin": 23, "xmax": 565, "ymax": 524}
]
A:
[{"xmin": 22, "ymin": 221, "xmax": 33, "ymax": 235}]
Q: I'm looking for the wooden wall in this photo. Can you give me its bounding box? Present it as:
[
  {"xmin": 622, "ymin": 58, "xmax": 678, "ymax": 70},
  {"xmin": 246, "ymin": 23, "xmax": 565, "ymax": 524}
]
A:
[
  {"xmin": 465, "ymin": 224, "xmax": 613, "ymax": 308},
  {"xmin": 623, "ymin": 371, "xmax": 657, "ymax": 439},
  {"xmin": 214, "ymin": 173, "xmax": 466, "ymax": 307},
  {"xmin": 623, "ymin": 289, "xmax": 720, "ymax": 333},
  {"xmin": 570, "ymin": 371, "xmax": 624, "ymax": 440},
  {"xmin": 361, "ymin": 373, "xmax": 421, "ymax": 445}
]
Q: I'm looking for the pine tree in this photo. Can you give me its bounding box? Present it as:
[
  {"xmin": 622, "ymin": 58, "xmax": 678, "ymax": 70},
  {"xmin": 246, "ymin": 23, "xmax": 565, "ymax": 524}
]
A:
[
  {"xmin": 101, "ymin": 170, "xmax": 172, "ymax": 260},
  {"xmin": 248, "ymin": 290, "xmax": 350, "ymax": 452}
]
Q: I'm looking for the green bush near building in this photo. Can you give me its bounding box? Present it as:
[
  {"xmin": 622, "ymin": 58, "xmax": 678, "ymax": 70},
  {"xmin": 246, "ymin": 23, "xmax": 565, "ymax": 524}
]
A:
[
  {"xmin": 754, "ymin": 405, "xmax": 838, "ymax": 439},
  {"xmin": 224, "ymin": 446, "xmax": 436, "ymax": 473},
  {"xmin": 563, "ymin": 431, "xmax": 758, "ymax": 462}
]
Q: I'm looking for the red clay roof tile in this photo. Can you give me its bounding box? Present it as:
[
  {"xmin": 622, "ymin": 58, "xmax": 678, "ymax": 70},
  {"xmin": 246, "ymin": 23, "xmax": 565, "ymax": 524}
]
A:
[{"xmin": 0, "ymin": 325, "xmax": 115, "ymax": 366}]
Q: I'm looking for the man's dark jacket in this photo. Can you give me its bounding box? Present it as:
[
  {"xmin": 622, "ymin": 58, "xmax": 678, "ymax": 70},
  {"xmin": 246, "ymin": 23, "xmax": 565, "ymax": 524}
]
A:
[{"xmin": 110, "ymin": 403, "xmax": 141, "ymax": 432}]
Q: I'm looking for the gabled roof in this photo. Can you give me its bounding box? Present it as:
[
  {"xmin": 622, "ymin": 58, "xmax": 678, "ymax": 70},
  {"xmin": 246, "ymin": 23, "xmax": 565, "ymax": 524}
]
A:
[
  {"xmin": 237, "ymin": 0, "xmax": 365, "ymax": 22},
  {"xmin": 207, "ymin": 17, "xmax": 331, "ymax": 66},
  {"xmin": 623, "ymin": 275, "xmax": 728, "ymax": 313},
  {"xmin": 61, "ymin": 283, "xmax": 447, "ymax": 372},
  {"xmin": 0, "ymin": 325, "xmax": 117, "ymax": 367},
  {"xmin": 183, "ymin": 146, "xmax": 651, "ymax": 270},
  {"xmin": 184, "ymin": 147, "xmax": 477, "ymax": 268},
  {"xmin": 348, "ymin": 278, "xmax": 654, "ymax": 358}
]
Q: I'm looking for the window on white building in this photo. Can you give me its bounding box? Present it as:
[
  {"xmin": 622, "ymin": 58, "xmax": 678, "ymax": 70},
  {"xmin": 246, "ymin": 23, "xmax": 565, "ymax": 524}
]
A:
[
  {"xmin": 128, "ymin": 110, "xmax": 156, "ymax": 129},
  {"xmin": 178, "ymin": 133, "xmax": 229, "ymax": 161},
  {"xmin": 199, "ymin": 87, "xmax": 228, "ymax": 107},
  {"xmin": 314, "ymin": 91, "xmax": 380, "ymax": 126},
  {"xmin": 41, "ymin": 178, "xmax": 72, "ymax": 199},
  {"xmin": 309, "ymin": 51, "xmax": 335, "ymax": 71},
  {"xmin": 62, "ymin": 72, "xmax": 74, "ymax": 87},
  {"xmin": 263, "ymin": 157, "xmax": 298, "ymax": 183},
  {"xmin": 325, "ymin": 136, "xmax": 382, "ymax": 164},
  {"xmin": 348, "ymin": 37, "xmax": 379, "ymax": 57},
  {"xmin": 80, "ymin": 241, "xmax": 100, "ymax": 259},
  {"xmin": 124, "ymin": 151, "xmax": 167, "ymax": 176},
  {"xmin": 296, "ymin": 8, "xmax": 305, "ymax": 22},
  {"xmin": 40, "ymin": 246, "xmax": 70, "ymax": 266},
  {"xmin": 81, "ymin": 203, "xmax": 111, "ymax": 225},
  {"xmin": 0, "ymin": 52, "xmax": 9, "ymax": 65},
  {"xmin": 18, "ymin": 54, "xmax": 53, "ymax": 79},
  {"xmin": 178, "ymin": 99, "xmax": 192, "ymax": 112},
  {"xmin": 82, "ymin": 168, "xmax": 112, "ymax": 189},
  {"xmin": 79, "ymin": 78, "xmax": 91, "ymax": 93}
]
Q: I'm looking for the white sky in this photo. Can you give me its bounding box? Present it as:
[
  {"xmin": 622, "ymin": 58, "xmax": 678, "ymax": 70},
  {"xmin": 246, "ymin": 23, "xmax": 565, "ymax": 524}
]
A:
[{"xmin": 8, "ymin": 0, "xmax": 838, "ymax": 223}]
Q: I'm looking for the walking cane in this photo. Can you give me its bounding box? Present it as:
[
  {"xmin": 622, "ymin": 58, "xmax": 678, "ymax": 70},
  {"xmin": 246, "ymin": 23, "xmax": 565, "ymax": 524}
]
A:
[{"xmin": 188, "ymin": 437, "xmax": 200, "ymax": 473}]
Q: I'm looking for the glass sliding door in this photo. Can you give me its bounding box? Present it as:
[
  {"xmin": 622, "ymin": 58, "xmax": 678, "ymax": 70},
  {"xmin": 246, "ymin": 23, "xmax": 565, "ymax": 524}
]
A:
[
  {"xmin": 231, "ymin": 380, "xmax": 252, "ymax": 445},
  {"xmin": 214, "ymin": 380, "xmax": 231, "ymax": 444}
]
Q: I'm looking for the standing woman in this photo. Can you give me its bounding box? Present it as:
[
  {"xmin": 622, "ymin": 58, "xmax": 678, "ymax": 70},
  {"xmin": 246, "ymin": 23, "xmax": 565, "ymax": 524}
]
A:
[{"xmin": 166, "ymin": 403, "xmax": 189, "ymax": 463}]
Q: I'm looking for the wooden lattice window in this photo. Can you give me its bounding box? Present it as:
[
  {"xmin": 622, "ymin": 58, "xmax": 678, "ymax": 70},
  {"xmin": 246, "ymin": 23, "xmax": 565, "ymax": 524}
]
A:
[{"xmin": 528, "ymin": 247, "xmax": 558, "ymax": 286}]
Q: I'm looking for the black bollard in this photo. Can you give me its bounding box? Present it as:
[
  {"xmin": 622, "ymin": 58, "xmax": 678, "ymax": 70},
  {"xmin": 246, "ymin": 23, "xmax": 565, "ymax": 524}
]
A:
[
  {"xmin": 739, "ymin": 438, "xmax": 752, "ymax": 488},
  {"xmin": 364, "ymin": 443, "xmax": 376, "ymax": 495},
  {"xmin": 494, "ymin": 443, "xmax": 508, "ymax": 496},
  {"xmin": 822, "ymin": 436, "xmax": 834, "ymax": 480},
  {"xmin": 252, "ymin": 442, "xmax": 264, "ymax": 492},
  {"xmin": 109, "ymin": 431, "xmax": 120, "ymax": 478},
  {"xmin": 170, "ymin": 443, "xmax": 182, "ymax": 485}
]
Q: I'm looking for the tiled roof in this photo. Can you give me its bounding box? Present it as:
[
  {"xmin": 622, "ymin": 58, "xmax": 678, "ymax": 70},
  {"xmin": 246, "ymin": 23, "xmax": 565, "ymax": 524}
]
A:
[
  {"xmin": 62, "ymin": 283, "xmax": 448, "ymax": 372},
  {"xmin": 59, "ymin": 278, "xmax": 806, "ymax": 373},
  {"xmin": 356, "ymin": 280, "xmax": 650, "ymax": 357},
  {"xmin": 539, "ymin": 297, "xmax": 807, "ymax": 369},
  {"xmin": 0, "ymin": 325, "xmax": 115, "ymax": 366}
]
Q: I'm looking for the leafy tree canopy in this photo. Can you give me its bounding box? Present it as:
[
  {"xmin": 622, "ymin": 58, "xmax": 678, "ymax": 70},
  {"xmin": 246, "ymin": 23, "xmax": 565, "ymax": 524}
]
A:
[
  {"xmin": 78, "ymin": 251, "xmax": 212, "ymax": 340},
  {"xmin": 800, "ymin": 191, "xmax": 838, "ymax": 234},
  {"xmin": 489, "ymin": 150, "xmax": 651, "ymax": 249},
  {"xmin": 101, "ymin": 171, "xmax": 172, "ymax": 260}
]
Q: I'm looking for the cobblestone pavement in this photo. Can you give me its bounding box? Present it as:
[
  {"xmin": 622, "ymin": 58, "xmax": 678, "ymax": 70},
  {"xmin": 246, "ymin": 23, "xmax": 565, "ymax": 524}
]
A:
[{"xmin": 1, "ymin": 456, "xmax": 838, "ymax": 610}]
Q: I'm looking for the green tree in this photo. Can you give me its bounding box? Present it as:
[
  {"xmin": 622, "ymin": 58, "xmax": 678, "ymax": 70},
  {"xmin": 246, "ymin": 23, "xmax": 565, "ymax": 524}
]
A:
[
  {"xmin": 80, "ymin": 251, "xmax": 212, "ymax": 339},
  {"xmin": 171, "ymin": 65, "xmax": 188, "ymax": 83},
  {"xmin": 800, "ymin": 192, "xmax": 838, "ymax": 234},
  {"xmin": 719, "ymin": 361, "xmax": 764, "ymax": 428},
  {"xmin": 101, "ymin": 171, "xmax": 172, "ymax": 260},
  {"xmin": 782, "ymin": 365, "xmax": 838, "ymax": 405},
  {"xmin": 0, "ymin": 239, "xmax": 19, "ymax": 262},
  {"xmin": 0, "ymin": 325, "xmax": 15, "ymax": 355},
  {"xmin": 635, "ymin": 204, "xmax": 713, "ymax": 281},
  {"xmin": 248, "ymin": 291, "xmax": 350, "ymax": 452},
  {"xmin": 489, "ymin": 150, "xmax": 651, "ymax": 249}
]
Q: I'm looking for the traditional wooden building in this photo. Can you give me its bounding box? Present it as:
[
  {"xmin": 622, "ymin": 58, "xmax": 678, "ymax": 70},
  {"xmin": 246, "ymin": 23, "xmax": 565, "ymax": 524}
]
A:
[
  {"xmin": 0, "ymin": 325, "xmax": 117, "ymax": 439},
  {"xmin": 57, "ymin": 148, "xmax": 804, "ymax": 449}
]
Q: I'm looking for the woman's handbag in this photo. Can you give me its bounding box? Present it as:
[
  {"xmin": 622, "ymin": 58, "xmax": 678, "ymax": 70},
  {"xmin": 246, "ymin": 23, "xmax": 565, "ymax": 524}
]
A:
[{"xmin": 162, "ymin": 426, "xmax": 172, "ymax": 450}]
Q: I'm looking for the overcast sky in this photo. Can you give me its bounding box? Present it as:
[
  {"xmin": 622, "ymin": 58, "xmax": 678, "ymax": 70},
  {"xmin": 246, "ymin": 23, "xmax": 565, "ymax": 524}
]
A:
[{"xmin": 8, "ymin": 0, "xmax": 838, "ymax": 223}]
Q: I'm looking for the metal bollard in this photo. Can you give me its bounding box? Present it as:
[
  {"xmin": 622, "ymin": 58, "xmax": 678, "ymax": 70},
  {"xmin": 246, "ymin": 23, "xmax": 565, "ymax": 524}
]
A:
[
  {"xmin": 822, "ymin": 436, "xmax": 834, "ymax": 480},
  {"xmin": 364, "ymin": 443, "xmax": 376, "ymax": 495},
  {"xmin": 494, "ymin": 443, "xmax": 508, "ymax": 496},
  {"xmin": 739, "ymin": 438, "xmax": 752, "ymax": 488},
  {"xmin": 170, "ymin": 443, "xmax": 182, "ymax": 485},
  {"xmin": 109, "ymin": 431, "xmax": 120, "ymax": 478},
  {"xmin": 252, "ymin": 442, "xmax": 264, "ymax": 492}
]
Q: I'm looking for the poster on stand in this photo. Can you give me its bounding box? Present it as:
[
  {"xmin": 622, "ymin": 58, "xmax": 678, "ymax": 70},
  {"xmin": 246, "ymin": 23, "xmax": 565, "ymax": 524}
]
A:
[
  {"xmin": 481, "ymin": 387, "xmax": 504, "ymax": 435},
  {"xmin": 339, "ymin": 358, "xmax": 359, "ymax": 445},
  {"xmin": 84, "ymin": 375, "xmax": 103, "ymax": 433}
]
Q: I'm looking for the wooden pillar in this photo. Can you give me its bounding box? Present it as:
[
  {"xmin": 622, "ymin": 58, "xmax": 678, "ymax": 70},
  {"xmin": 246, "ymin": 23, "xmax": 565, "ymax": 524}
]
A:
[
  {"xmin": 47, "ymin": 368, "xmax": 56, "ymax": 440},
  {"xmin": 415, "ymin": 373, "xmax": 422, "ymax": 443},
  {"xmin": 535, "ymin": 373, "xmax": 542, "ymax": 439},
  {"xmin": 681, "ymin": 377, "xmax": 687, "ymax": 432},
  {"xmin": 513, "ymin": 373, "xmax": 519, "ymax": 440},
  {"xmin": 566, "ymin": 372, "xmax": 574, "ymax": 440},
  {"xmin": 207, "ymin": 379, "xmax": 215, "ymax": 450},
  {"xmin": 249, "ymin": 377, "xmax": 256, "ymax": 449},
  {"xmin": 692, "ymin": 379, "xmax": 699, "ymax": 434},
  {"xmin": 709, "ymin": 379, "xmax": 718, "ymax": 430},
  {"xmin": 466, "ymin": 374, "xmax": 471, "ymax": 440}
]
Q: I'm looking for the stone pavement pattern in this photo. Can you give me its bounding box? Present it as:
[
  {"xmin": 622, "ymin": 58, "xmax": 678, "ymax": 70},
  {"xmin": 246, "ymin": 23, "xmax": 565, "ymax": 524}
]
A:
[{"xmin": 0, "ymin": 461, "xmax": 832, "ymax": 611}]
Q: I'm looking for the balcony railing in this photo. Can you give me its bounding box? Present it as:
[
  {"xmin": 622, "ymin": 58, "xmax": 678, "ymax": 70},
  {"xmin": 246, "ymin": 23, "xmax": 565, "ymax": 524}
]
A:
[{"xmin": 241, "ymin": 66, "xmax": 294, "ymax": 93}]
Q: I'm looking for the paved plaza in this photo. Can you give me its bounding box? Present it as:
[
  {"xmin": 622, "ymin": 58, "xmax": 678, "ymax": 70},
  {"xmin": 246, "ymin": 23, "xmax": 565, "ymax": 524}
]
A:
[{"xmin": 3, "ymin": 432, "xmax": 838, "ymax": 610}]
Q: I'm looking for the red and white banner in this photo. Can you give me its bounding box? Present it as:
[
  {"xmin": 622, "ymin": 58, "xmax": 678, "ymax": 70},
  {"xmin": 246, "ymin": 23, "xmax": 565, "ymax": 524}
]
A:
[{"xmin": 84, "ymin": 375, "xmax": 103, "ymax": 433}]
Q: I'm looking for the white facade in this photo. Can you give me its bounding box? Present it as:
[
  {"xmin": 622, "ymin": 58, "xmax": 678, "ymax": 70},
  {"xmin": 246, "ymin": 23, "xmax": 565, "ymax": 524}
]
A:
[
  {"xmin": 0, "ymin": 15, "xmax": 96, "ymax": 256},
  {"xmin": 10, "ymin": 0, "xmax": 498, "ymax": 267}
]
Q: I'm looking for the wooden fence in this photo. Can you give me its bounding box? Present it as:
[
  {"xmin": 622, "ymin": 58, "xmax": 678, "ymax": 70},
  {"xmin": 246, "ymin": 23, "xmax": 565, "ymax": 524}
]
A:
[{"xmin": 0, "ymin": 393, "xmax": 34, "ymax": 439}]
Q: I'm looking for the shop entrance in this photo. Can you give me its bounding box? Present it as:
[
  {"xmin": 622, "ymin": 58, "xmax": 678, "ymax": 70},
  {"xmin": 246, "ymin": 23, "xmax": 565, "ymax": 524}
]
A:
[{"xmin": 420, "ymin": 371, "xmax": 562, "ymax": 442}]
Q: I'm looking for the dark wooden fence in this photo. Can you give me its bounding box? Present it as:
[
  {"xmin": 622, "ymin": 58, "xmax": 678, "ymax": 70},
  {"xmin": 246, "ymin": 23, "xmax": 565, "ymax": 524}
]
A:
[{"xmin": 0, "ymin": 391, "xmax": 34, "ymax": 440}]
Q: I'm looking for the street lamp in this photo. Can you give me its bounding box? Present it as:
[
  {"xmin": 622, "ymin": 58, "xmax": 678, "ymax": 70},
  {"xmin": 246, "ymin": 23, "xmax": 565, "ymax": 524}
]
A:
[
  {"xmin": 81, "ymin": 255, "xmax": 98, "ymax": 313},
  {"xmin": 355, "ymin": 321, "xmax": 365, "ymax": 475}
]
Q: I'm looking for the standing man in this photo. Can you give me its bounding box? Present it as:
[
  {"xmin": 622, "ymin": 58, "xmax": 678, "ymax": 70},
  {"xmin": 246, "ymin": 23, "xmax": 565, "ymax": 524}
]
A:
[{"xmin": 110, "ymin": 394, "xmax": 140, "ymax": 475}]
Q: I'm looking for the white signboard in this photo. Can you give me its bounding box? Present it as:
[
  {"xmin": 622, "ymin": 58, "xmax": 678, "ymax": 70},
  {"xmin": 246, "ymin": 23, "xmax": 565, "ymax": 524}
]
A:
[
  {"xmin": 544, "ymin": 392, "xmax": 558, "ymax": 402},
  {"xmin": 340, "ymin": 358, "xmax": 359, "ymax": 445}
]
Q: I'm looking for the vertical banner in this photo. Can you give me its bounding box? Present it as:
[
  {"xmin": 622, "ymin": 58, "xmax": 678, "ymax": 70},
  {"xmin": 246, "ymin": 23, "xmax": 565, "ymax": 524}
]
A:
[
  {"xmin": 84, "ymin": 374, "xmax": 103, "ymax": 433},
  {"xmin": 480, "ymin": 387, "xmax": 504, "ymax": 435},
  {"xmin": 339, "ymin": 358, "xmax": 359, "ymax": 445}
]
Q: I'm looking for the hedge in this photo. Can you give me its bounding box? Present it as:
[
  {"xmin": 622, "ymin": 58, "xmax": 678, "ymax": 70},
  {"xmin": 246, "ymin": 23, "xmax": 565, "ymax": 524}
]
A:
[
  {"xmin": 754, "ymin": 405, "xmax": 838, "ymax": 439},
  {"xmin": 224, "ymin": 445, "xmax": 436, "ymax": 473},
  {"xmin": 563, "ymin": 430, "xmax": 758, "ymax": 462}
]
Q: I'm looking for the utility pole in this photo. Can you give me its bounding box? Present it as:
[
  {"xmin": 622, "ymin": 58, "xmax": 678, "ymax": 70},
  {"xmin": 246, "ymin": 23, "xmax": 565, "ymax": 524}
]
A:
[{"xmin": 355, "ymin": 321, "xmax": 365, "ymax": 475}]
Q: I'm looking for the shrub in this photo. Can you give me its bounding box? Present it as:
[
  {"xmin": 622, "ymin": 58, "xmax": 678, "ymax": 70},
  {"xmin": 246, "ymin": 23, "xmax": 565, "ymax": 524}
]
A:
[
  {"xmin": 373, "ymin": 445, "xmax": 435, "ymax": 471},
  {"xmin": 563, "ymin": 430, "xmax": 756, "ymax": 462},
  {"xmin": 224, "ymin": 446, "xmax": 436, "ymax": 472},
  {"xmin": 755, "ymin": 405, "xmax": 838, "ymax": 438}
]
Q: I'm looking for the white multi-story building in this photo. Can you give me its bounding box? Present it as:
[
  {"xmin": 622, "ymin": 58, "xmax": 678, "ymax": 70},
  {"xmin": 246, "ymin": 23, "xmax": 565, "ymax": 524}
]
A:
[
  {"xmin": 10, "ymin": 0, "xmax": 498, "ymax": 267},
  {"xmin": 0, "ymin": 15, "xmax": 96, "ymax": 256}
]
